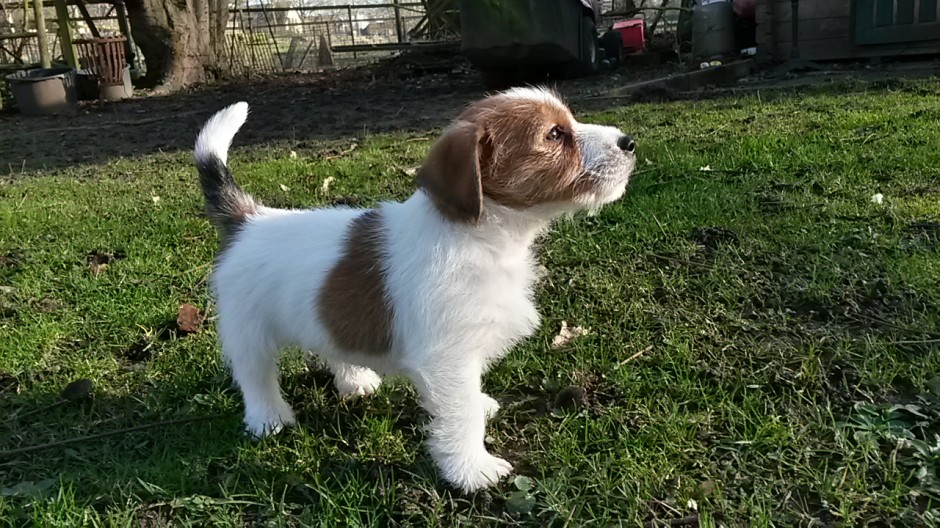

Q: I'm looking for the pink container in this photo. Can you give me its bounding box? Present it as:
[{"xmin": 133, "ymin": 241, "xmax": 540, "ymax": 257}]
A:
[{"xmin": 613, "ymin": 19, "xmax": 646, "ymax": 53}]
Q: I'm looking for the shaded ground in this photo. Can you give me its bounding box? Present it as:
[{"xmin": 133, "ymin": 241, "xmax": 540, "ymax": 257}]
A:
[
  {"xmin": 0, "ymin": 58, "xmax": 673, "ymax": 172},
  {"xmin": 4, "ymin": 54, "xmax": 937, "ymax": 175}
]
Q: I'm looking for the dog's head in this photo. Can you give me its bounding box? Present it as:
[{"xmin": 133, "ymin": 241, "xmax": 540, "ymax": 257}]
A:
[{"xmin": 417, "ymin": 87, "xmax": 636, "ymax": 224}]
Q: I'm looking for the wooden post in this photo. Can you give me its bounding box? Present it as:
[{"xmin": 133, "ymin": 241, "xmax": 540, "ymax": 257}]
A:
[
  {"xmin": 393, "ymin": 0, "xmax": 404, "ymax": 43},
  {"xmin": 754, "ymin": 0, "xmax": 773, "ymax": 64},
  {"xmin": 245, "ymin": 0, "xmax": 255, "ymax": 78},
  {"xmin": 114, "ymin": 0, "xmax": 135, "ymax": 70},
  {"xmin": 53, "ymin": 0, "xmax": 77, "ymax": 67},
  {"xmin": 74, "ymin": 0, "xmax": 102, "ymax": 38},
  {"xmin": 789, "ymin": 0, "xmax": 800, "ymax": 60},
  {"xmin": 347, "ymin": 4, "xmax": 356, "ymax": 59},
  {"xmin": 30, "ymin": 0, "xmax": 52, "ymax": 67}
]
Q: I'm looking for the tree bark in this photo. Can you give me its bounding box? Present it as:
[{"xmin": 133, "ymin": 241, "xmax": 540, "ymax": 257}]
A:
[{"xmin": 124, "ymin": 0, "xmax": 228, "ymax": 92}]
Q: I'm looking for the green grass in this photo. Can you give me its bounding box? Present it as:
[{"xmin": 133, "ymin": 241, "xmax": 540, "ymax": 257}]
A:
[{"xmin": 1, "ymin": 78, "xmax": 939, "ymax": 526}]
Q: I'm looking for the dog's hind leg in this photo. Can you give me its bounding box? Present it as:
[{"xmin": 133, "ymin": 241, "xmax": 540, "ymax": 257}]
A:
[
  {"xmin": 221, "ymin": 320, "xmax": 295, "ymax": 438},
  {"xmin": 326, "ymin": 359, "xmax": 383, "ymax": 399}
]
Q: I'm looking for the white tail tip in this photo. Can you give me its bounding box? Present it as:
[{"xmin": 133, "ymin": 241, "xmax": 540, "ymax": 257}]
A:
[{"xmin": 195, "ymin": 101, "xmax": 249, "ymax": 166}]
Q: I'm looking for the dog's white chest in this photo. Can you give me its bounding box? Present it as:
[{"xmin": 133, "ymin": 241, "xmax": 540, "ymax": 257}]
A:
[{"xmin": 459, "ymin": 256, "xmax": 540, "ymax": 357}]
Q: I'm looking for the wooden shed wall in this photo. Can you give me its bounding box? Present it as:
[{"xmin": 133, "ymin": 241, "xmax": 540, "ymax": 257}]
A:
[{"xmin": 756, "ymin": 0, "xmax": 940, "ymax": 62}]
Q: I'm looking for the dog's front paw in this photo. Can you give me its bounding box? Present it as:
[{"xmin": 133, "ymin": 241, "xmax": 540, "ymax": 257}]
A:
[
  {"xmin": 437, "ymin": 451, "xmax": 514, "ymax": 493},
  {"xmin": 482, "ymin": 393, "xmax": 501, "ymax": 421},
  {"xmin": 334, "ymin": 365, "xmax": 383, "ymax": 399},
  {"xmin": 244, "ymin": 404, "xmax": 296, "ymax": 439}
]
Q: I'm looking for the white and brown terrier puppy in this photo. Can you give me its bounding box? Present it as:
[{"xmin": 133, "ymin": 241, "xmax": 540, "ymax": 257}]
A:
[{"xmin": 194, "ymin": 87, "xmax": 636, "ymax": 492}]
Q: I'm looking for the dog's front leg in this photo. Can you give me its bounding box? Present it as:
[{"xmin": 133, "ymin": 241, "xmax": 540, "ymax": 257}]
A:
[{"xmin": 410, "ymin": 359, "xmax": 512, "ymax": 492}]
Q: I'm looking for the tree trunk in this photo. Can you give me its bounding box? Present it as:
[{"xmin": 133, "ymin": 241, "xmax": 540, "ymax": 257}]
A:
[{"xmin": 124, "ymin": 0, "xmax": 227, "ymax": 92}]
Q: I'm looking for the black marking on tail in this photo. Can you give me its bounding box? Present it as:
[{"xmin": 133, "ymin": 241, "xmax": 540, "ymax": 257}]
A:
[{"xmin": 196, "ymin": 154, "xmax": 256, "ymax": 245}]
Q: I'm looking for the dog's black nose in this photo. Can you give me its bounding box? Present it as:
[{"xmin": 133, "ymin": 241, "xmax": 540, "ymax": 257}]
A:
[{"xmin": 618, "ymin": 135, "xmax": 637, "ymax": 154}]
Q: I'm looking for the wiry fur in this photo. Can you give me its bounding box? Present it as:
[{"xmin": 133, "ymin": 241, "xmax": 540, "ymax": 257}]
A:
[{"xmin": 195, "ymin": 89, "xmax": 636, "ymax": 492}]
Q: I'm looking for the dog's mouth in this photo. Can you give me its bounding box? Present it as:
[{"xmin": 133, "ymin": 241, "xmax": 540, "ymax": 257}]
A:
[
  {"xmin": 574, "ymin": 153, "xmax": 635, "ymax": 209},
  {"xmin": 584, "ymin": 154, "xmax": 635, "ymax": 185}
]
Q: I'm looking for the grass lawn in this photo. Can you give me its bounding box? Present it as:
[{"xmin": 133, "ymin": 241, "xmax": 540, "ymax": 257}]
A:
[{"xmin": 0, "ymin": 77, "xmax": 938, "ymax": 527}]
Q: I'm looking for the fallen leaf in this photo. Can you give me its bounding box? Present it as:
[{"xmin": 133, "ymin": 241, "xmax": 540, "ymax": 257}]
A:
[
  {"xmin": 513, "ymin": 476, "xmax": 534, "ymax": 491},
  {"xmin": 289, "ymin": 150, "xmax": 298, "ymax": 159},
  {"xmin": 34, "ymin": 297, "xmax": 65, "ymax": 313},
  {"xmin": 696, "ymin": 479, "xmax": 717, "ymax": 498},
  {"xmin": 536, "ymin": 265, "xmax": 550, "ymax": 280},
  {"xmin": 151, "ymin": 195, "xmax": 161, "ymax": 205},
  {"xmin": 279, "ymin": 183, "xmax": 290, "ymax": 192},
  {"xmin": 0, "ymin": 479, "xmax": 55, "ymax": 499},
  {"xmin": 176, "ymin": 304, "xmax": 204, "ymax": 335},
  {"xmin": 927, "ymin": 376, "xmax": 940, "ymax": 396},
  {"xmin": 321, "ymin": 176, "xmax": 335, "ymax": 193},
  {"xmin": 87, "ymin": 250, "xmax": 125, "ymax": 276},
  {"xmin": 871, "ymin": 193, "xmax": 884, "ymax": 204},
  {"xmin": 551, "ymin": 321, "xmax": 591, "ymax": 349},
  {"xmin": 505, "ymin": 490, "xmax": 536, "ymax": 514},
  {"xmin": 699, "ymin": 165, "xmax": 713, "ymax": 172},
  {"xmin": 404, "ymin": 166, "xmax": 419, "ymax": 176}
]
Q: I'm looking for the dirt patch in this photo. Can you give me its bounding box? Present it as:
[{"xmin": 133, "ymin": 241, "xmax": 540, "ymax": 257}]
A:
[
  {"xmin": 0, "ymin": 56, "xmax": 674, "ymax": 175},
  {"xmin": 122, "ymin": 338, "xmax": 155, "ymax": 364},
  {"xmin": 32, "ymin": 297, "xmax": 66, "ymax": 313},
  {"xmin": 0, "ymin": 370, "xmax": 19, "ymax": 395},
  {"xmin": 0, "ymin": 251, "xmax": 23, "ymax": 273},
  {"xmin": 689, "ymin": 226, "xmax": 740, "ymax": 254}
]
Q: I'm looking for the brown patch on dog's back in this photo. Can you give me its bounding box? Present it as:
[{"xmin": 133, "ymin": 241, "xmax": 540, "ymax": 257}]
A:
[{"xmin": 318, "ymin": 210, "xmax": 393, "ymax": 354}]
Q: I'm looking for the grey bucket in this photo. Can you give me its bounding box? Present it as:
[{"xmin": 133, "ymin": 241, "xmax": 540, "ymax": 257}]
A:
[
  {"xmin": 5, "ymin": 67, "xmax": 79, "ymax": 116},
  {"xmin": 691, "ymin": 0, "xmax": 736, "ymax": 60}
]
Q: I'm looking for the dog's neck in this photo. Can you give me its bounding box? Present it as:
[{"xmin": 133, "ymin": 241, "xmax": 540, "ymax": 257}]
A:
[
  {"xmin": 404, "ymin": 191, "xmax": 582, "ymax": 262},
  {"xmin": 403, "ymin": 191, "xmax": 551, "ymax": 253},
  {"xmin": 474, "ymin": 199, "xmax": 557, "ymax": 246}
]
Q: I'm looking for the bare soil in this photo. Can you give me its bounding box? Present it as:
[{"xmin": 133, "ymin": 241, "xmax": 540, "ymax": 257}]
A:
[{"xmin": 0, "ymin": 57, "xmax": 673, "ymax": 173}]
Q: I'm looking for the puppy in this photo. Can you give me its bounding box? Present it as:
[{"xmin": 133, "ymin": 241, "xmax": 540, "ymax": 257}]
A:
[{"xmin": 194, "ymin": 87, "xmax": 636, "ymax": 492}]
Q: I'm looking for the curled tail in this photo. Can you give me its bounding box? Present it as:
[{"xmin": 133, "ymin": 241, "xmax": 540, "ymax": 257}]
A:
[{"xmin": 194, "ymin": 102, "xmax": 257, "ymax": 243}]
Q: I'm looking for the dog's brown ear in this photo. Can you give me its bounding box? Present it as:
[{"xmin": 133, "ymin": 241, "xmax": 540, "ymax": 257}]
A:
[{"xmin": 417, "ymin": 120, "xmax": 484, "ymax": 224}]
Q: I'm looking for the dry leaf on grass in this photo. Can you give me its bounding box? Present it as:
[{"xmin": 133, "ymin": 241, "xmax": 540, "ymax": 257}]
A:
[
  {"xmin": 551, "ymin": 321, "xmax": 591, "ymax": 349},
  {"xmin": 87, "ymin": 250, "xmax": 125, "ymax": 276},
  {"xmin": 176, "ymin": 304, "xmax": 204, "ymax": 335},
  {"xmin": 321, "ymin": 176, "xmax": 335, "ymax": 193}
]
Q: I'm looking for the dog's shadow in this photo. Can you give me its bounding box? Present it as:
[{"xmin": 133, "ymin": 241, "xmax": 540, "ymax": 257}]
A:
[{"xmin": 0, "ymin": 357, "xmax": 508, "ymax": 521}]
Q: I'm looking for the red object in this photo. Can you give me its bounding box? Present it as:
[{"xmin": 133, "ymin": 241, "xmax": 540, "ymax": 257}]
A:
[
  {"xmin": 733, "ymin": 0, "xmax": 757, "ymax": 19},
  {"xmin": 613, "ymin": 19, "xmax": 646, "ymax": 53}
]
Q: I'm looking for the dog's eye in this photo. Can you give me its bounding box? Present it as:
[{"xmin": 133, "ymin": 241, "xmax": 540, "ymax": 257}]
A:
[{"xmin": 546, "ymin": 126, "xmax": 564, "ymax": 142}]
